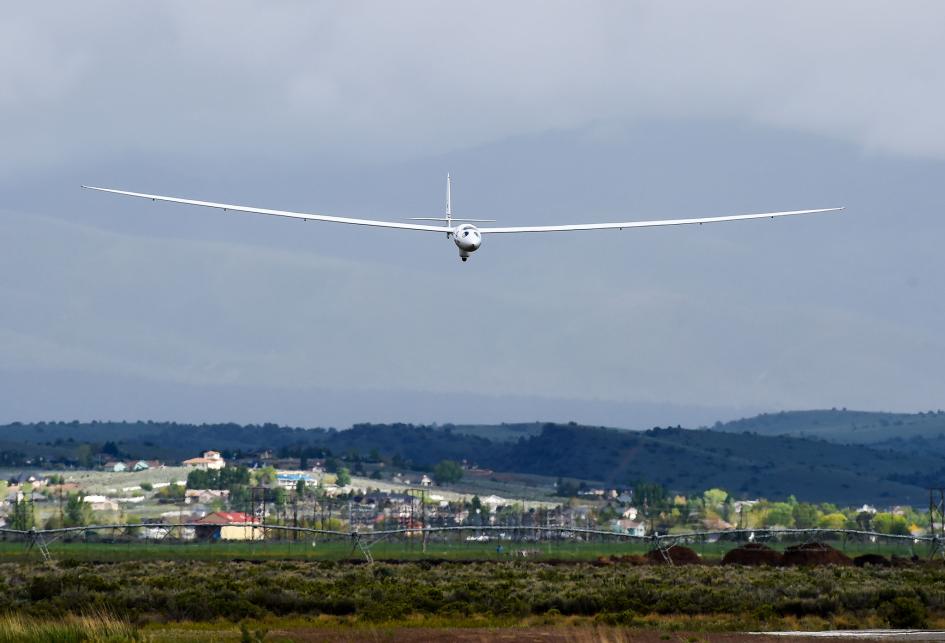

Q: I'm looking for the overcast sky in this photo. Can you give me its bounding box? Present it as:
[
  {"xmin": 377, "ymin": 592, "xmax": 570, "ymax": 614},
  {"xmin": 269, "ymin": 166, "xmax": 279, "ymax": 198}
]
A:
[{"xmin": 1, "ymin": 2, "xmax": 943, "ymax": 429}]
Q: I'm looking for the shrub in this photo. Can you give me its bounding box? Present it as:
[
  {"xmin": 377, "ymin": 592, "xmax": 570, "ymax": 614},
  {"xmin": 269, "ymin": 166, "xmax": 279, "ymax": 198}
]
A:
[{"xmin": 881, "ymin": 596, "xmax": 928, "ymax": 628}]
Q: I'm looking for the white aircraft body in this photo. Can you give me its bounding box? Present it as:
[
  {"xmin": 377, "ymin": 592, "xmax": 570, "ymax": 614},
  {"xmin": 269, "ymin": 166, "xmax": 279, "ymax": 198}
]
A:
[{"xmin": 83, "ymin": 176, "xmax": 842, "ymax": 262}]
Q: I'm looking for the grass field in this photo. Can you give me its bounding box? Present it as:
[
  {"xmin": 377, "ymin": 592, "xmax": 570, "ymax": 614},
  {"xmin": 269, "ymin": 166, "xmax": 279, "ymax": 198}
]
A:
[{"xmin": 0, "ymin": 535, "xmax": 928, "ymax": 563}]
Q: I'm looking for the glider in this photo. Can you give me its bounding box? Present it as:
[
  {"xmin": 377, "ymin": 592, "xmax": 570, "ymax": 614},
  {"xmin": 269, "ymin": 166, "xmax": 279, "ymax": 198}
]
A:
[{"xmin": 83, "ymin": 176, "xmax": 842, "ymax": 262}]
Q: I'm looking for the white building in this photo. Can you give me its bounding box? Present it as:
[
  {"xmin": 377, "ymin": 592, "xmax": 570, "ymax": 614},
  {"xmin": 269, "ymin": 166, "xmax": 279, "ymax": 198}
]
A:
[{"xmin": 182, "ymin": 450, "xmax": 225, "ymax": 470}]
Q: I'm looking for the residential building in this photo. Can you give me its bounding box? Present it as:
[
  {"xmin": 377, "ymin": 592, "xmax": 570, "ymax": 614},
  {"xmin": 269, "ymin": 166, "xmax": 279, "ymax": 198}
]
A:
[
  {"xmin": 195, "ymin": 511, "xmax": 262, "ymax": 541},
  {"xmin": 182, "ymin": 450, "xmax": 225, "ymax": 470},
  {"xmin": 185, "ymin": 489, "xmax": 230, "ymax": 504},
  {"xmin": 276, "ymin": 472, "xmax": 316, "ymax": 490},
  {"xmin": 612, "ymin": 519, "xmax": 647, "ymax": 537}
]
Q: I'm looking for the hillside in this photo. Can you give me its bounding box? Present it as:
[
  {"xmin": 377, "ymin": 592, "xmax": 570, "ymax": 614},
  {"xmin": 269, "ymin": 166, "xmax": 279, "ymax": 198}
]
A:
[
  {"xmin": 709, "ymin": 409, "xmax": 945, "ymax": 445},
  {"xmin": 1, "ymin": 420, "xmax": 941, "ymax": 505}
]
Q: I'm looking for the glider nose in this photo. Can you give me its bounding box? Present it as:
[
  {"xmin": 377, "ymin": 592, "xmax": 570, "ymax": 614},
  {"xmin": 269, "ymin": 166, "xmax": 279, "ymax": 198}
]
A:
[{"xmin": 454, "ymin": 226, "xmax": 482, "ymax": 252}]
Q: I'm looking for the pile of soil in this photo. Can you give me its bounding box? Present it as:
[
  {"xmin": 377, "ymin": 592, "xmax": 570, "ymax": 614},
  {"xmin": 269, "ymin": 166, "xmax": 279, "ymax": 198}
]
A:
[
  {"xmin": 644, "ymin": 545, "xmax": 702, "ymax": 565},
  {"xmin": 596, "ymin": 554, "xmax": 656, "ymax": 566},
  {"xmin": 722, "ymin": 543, "xmax": 784, "ymax": 566},
  {"xmin": 853, "ymin": 553, "xmax": 891, "ymax": 567},
  {"xmin": 599, "ymin": 554, "xmax": 649, "ymax": 565},
  {"xmin": 782, "ymin": 542, "xmax": 852, "ymax": 566},
  {"xmin": 891, "ymin": 554, "xmax": 920, "ymax": 567}
]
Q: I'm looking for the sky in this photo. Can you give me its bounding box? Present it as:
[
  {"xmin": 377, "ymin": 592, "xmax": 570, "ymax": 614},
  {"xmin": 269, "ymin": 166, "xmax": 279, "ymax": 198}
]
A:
[{"xmin": 1, "ymin": 2, "xmax": 943, "ymax": 429}]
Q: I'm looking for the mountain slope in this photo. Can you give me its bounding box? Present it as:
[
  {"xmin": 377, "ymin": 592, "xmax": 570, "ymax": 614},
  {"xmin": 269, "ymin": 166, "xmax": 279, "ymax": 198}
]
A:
[
  {"xmin": 709, "ymin": 409, "xmax": 945, "ymax": 444},
  {"xmin": 2, "ymin": 420, "xmax": 940, "ymax": 505}
]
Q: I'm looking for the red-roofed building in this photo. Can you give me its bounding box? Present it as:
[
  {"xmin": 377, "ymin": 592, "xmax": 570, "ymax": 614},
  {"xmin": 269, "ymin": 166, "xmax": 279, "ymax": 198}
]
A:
[
  {"xmin": 182, "ymin": 451, "xmax": 225, "ymax": 470},
  {"xmin": 195, "ymin": 511, "xmax": 261, "ymax": 541}
]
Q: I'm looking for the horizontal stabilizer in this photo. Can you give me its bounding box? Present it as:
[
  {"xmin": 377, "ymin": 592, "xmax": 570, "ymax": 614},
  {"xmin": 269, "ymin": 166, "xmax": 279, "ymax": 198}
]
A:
[{"xmin": 408, "ymin": 217, "xmax": 497, "ymax": 223}]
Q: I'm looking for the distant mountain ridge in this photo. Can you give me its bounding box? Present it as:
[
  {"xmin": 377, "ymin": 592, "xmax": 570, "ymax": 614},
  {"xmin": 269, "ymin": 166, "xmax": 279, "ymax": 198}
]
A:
[{"xmin": 708, "ymin": 409, "xmax": 945, "ymax": 445}]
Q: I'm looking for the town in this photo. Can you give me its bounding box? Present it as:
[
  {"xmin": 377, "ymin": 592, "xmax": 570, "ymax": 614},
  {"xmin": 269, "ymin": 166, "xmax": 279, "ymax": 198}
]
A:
[{"xmin": 0, "ymin": 447, "xmax": 928, "ymax": 543}]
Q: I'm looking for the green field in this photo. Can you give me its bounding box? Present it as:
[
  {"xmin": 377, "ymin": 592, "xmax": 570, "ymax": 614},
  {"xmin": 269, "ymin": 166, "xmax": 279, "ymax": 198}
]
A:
[{"xmin": 0, "ymin": 535, "xmax": 929, "ymax": 563}]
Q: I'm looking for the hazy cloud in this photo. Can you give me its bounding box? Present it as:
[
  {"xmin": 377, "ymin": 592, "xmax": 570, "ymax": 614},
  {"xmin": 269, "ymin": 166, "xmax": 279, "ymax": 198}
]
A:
[
  {"xmin": 0, "ymin": 3, "xmax": 943, "ymax": 426},
  {"xmin": 2, "ymin": 1, "xmax": 945, "ymax": 179}
]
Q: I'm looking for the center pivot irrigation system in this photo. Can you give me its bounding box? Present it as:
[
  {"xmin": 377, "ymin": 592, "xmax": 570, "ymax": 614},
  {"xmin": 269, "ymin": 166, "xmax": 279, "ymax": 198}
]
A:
[{"xmin": 1, "ymin": 523, "xmax": 940, "ymax": 566}]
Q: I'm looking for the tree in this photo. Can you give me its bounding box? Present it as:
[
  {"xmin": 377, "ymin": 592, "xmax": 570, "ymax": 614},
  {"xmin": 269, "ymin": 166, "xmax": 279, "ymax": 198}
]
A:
[
  {"xmin": 295, "ymin": 479, "xmax": 306, "ymax": 496},
  {"xmin": 555, "ymin": 477, "xmax": 579, "ymax": 497},
  {"xmin": 874, "ymin": 512, "xmax": 910, "ymax": 536},
  {"xmin": 9, "ymin": 498, "xmax": 34, "ymax": 530},
  {"xmin": 65, "ymin": 493, "xmax": 93, "ymax": 527},
  {"xmin": 764, "ymin": 502, "xmax": 795, "ymax": 528},
  {"xmin": 335, "ymin": 467, "xmax": 351, "ymax": 487},
  {"xmin": 818, "ymin": 512, "xmax": 847, "ymax": 530},
  {"xmin": 253, "ymin": 466, "xmax": 278, "ymax": 487},
  {"xmin": 75, "ymin": 443, "xmax": 94, "ymax": 468},
  {"xmin": 102, "ymin": 441, "xmax": 121, "ymax": 457},
  {"xmin": 702, "ymin": 488, "xmax": 728, "ymax": 509},
  {"xmin": 792, "ymin": 503, "xmax": 819, "ymax": 529},
  {"xmin": 433, "ymin": 460, "xmax": 464, "ymax": 485},
  {"xmin": 155, "ymin": 483, "xmax": 185, "ymax": 503}
]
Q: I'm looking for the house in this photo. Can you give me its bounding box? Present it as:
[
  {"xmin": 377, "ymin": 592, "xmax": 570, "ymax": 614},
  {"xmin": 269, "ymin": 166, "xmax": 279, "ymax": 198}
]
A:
[
  {"xmin": 702, "ymin": 516, "xmax": 734, "ymax": 531},
  {"xmin": 276, "ymin": 472, "xmax": 315, "ymax": 490},
  {"xmin": 104, "ymin": 461, "xmax": 127, "ymax": 472},
  {"xmin": 419, "ymin": 474, "xmax": 432, "ymax": 487},
  {"xmin": 621, "ymin": 507, "xmax": 638, "ymax": 520},
  {"xmin": 195, "ymin": 511, "xmax": 262, "ymax": 541},
  {"xmin": 82, "ymin": 495, "xmax": 119, "ymax": 512},
  {"xmin": 185, "ymin": 489, "xmax": 230, "ymax": 504},
  {"xmin": 733, "ymin": 500, "xmax": 759, "ymax": 514},
  {"xmin": 612, "ymin": 519, "xmax": 647, "ymax": 537},
  {"xmin": 8, "ymin": 473, "xmax": 46, "ymax": 486},
  {"xmin": 481, "ymin": 495, "xmax": 509, "ymax": 512},
  {"xmin": 182, "ymin": 450, "xmax": 225, "ymax": 470}
]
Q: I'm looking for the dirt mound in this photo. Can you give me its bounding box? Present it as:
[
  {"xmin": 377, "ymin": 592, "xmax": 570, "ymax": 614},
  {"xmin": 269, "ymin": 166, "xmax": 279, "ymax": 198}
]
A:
[
  {"xmin": 782, "ymin": 542, "xmax": 852, "ymax": 566},
  {"xmin": 596, "ymin": 554, "xmax": 652, "ymax": 566},
  {"xmin": 613, "ymin": 554, "xmax": 649, "ymax": 565},
  {"xmin": 890, "ymin": 554, "xmax": 920, "ymax": 567},
  {"xmin": 854, "ymin": 553, "xmax": 891, "ymax": 567},
  {"xmin": 722, "ymin": 543, "xmax": 783, "ymax": 566},
  {"xmin": 645, "ymin": 545, "xmax": 702, "ymax": 565}
]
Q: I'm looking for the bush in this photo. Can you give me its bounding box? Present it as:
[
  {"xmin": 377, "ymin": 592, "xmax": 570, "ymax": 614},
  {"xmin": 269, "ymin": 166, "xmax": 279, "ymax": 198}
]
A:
[{"xmin": 881, "ymin": 596, "xmax": 928, "ymax": 628}]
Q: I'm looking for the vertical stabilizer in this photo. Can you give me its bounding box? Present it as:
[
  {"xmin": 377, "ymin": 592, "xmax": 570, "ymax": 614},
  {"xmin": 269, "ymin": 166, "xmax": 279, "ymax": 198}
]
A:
[{"xmin": 446, "ymin": 174, "xmax": 452, "ymax": 227}]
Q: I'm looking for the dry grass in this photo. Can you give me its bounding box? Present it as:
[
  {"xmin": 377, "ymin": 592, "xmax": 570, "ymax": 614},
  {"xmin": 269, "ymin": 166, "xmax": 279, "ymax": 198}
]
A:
[{"xmin": 0, "ymin": 610, "xmax": 137, "ymax": 642}]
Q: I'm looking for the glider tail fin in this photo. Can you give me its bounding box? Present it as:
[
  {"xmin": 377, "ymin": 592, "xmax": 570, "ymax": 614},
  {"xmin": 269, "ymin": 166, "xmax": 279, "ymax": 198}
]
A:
[{"xmin": 446, "ymin": 173, "xmax": 452, "ymax": 227}]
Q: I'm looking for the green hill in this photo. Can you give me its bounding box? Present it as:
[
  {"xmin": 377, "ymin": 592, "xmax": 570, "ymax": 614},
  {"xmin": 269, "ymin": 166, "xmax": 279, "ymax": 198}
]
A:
[
  {"xmin": 1, "ymin": 419, "xmax": 940, "ymax": 505},
  {"xmin": 708, "ymin": 409, "xmax": 945, "ymax": 444}
]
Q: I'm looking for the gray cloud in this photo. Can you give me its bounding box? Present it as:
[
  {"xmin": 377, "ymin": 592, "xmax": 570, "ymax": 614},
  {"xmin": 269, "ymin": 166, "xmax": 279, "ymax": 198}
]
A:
[
  {"xmin": 0, "ymin": 4, "xmax": 943, "ymax": 426},
  {"xmin": 2, "ymin": 1, "xmax": 945, "ymax": 180}
]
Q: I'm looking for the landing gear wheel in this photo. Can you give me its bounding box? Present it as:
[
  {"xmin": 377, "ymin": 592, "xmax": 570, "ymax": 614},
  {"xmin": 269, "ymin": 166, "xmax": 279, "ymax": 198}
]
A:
[{"xmin": 461, "ymin": 257, "xmax": 467, "ymax": 262}]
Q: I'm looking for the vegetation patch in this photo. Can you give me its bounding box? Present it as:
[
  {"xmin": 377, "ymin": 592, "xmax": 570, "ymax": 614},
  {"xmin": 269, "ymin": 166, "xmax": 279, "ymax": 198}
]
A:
[{"xmin": 2, "ymin": 559, "xmax": 945, "ymax": 632}]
